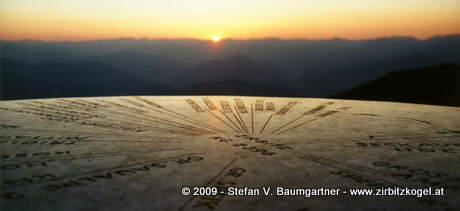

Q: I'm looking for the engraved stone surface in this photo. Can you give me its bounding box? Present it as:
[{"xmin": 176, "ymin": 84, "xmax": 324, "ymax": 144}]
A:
[{"xmin": 1, "ymin": 96, "xmax": 459, "ymax": 210}]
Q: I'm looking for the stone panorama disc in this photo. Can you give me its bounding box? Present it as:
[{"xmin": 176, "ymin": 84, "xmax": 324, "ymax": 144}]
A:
[{"xmin": 1, "ymin": 96, "xmax": 459, "ymax": 210}]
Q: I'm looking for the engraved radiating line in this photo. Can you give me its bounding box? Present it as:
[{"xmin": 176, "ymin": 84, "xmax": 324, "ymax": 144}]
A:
[
  {"xmin": 21, "ymin": 100, "xmax": 205, "ymax": 136},
  {"xmin": 134, "ymin": 97, "xmax": 226, "ymax": 133},
  {"xmin": 85, "ymin": 118, "xmax": 200, "ymax": 135},
  {"xmin": 394, "ymin": 116, "xmax": 458, "ymax": 135},
  {"xmin": 276, "ymin": 118, "xmax": 318, "ymax": 135},
  {"xmin": 134, "ymin": 97, "xmax": 227, "ymax": 134},
  {"xmin": 300, "ymin": 155, "xmax": 401, "ymax": 186},
  {"xmin": 301, "ymin": 155, "xmax": 391, "ymax": 176},
  {"xmin": 220, "ymin": 110, "xmax": 244, "ymax": 133},
  {"xmin": 270, "ymin": 115, "xmax": 304, "ymax": 134},
  {"xmin": 234, "ymin": 106, "xmax": 249, "ymax": 133},
  {"xmin": 1, "ymin": 128, "xmax": 443, "ymax": 143},
  {"xmin": 103, "ymin": 109, "xmax": 216, "ymax": 135},
  {"xmin": 220, "ymin": 101, "xmax": 233, "ymax": 113},
  {"xmin": 154, "ymin": 107, "xmax": 227, "ymax": 134},
  {"xmin": 0, "ymin": 129, "xmax": 190, "ymax": 141},
  {"xmin": 119, "ymin": 98, "xmax": 146, "ymax": 108},
  {"xmin": 251, "ymin": 104, "xmax": 254, "ymax": 133},
  {"xmin": 99, "ymin": 102, "xmax": 218, "ymax": 135},
  {"xmin": 144, "ymin": 104, "xmax": 225, "ymax": 133},
  {"xmin": 259, "ymin": 114, "xmax": 273, "ymax": 134},
  {"xmin": 236, "ymin": 106, "xmax": 249, "ymax": 133},
  {"xmin": 59, "ymin": 139, "xmax": 183, "ymax": 144},
  {"xmin": 79, "ymin": 100, "xmax": 216, "ymax": 135},
  {"xmin": 0, "ymin": 149, "xmax": 181, "ymax": 164},
  {"xmin": 233, "ymin": 113, "xmax": 247, "ymax": 134},
  {"xmin": 52, "ymin": 100, "xmax": 183, "ymax": 134},
  {"xmin": 1, "ymin": 154, "xmax": 199, "ymax": 190},
  {"xmin": 275, "ymin": 101, "xmax": 298, "ymax": 115},
  {"xmin": 204, "ymin": 108, "xmax": 240, "ymax": 133},
  {"xmin": 19, "ymin": 101, "xmax": 104, "ymax": 120},
  {"xmin": 178, "ymin": 158, "xmax": 238, "ymax": 211},
  {"xmin": 270, "ymin": 102, "xmax": 334, "ymax": 134}
]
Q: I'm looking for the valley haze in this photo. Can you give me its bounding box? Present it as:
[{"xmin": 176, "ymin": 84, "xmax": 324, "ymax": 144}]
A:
[{"xmin": 1, "ymin": 35, "xmax": 459, "ymax": 106}]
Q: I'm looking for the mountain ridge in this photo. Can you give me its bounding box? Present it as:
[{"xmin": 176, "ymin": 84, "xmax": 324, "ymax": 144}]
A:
[
  {"xmin": 2, "ymin": 35, "xmax": 460, "ymax": 99},
  {"xmin": 330, "ymin": 62, "xmax": 460, "ymax": 107}
]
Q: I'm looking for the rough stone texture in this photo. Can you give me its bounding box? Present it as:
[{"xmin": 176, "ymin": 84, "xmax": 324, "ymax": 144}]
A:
[{"xmin": 1, "ymin": 96, "xmax": 459, "ymax": 210}]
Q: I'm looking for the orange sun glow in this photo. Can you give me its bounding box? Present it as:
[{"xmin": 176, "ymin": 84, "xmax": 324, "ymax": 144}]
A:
[{"xmin": 212, "ymin": 35, "xmax": 221, "ymax": 42}]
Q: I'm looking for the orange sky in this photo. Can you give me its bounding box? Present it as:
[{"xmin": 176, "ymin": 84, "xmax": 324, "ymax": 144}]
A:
[{"xmin": 1, "ymin": 0, "xmax": 459, "ymax": 41}]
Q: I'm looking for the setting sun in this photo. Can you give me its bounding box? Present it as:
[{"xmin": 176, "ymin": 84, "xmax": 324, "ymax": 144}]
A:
[{"xmin": 212, "ymin": 35, "xmax": 221, "ymax": 42}]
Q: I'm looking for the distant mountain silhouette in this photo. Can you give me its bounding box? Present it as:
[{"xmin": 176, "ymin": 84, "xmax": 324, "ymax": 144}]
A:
[
  {"xmin": 2, "ymin": 35, "xmax": 460, "ymax": 98},
  {"xmin": 76, "ymin": 50, "xmax": 185, "ymax": 84},
  {"xmin": 175, "ymin": 78, "xmax": 297, "ymax": 97},
  {"xmin": 330, "ymin": 63, "xmax": 460, "ymax": 107},
  {"xmin": 170, "ymin": 54, "xmax": 292, "ymax": 90},
  {"xmin": 0, "ymin": 58, "xmax": 172, "ymax": 100},
  {"xmin": 1, "ymin": 41, "xmax": 75, "ymax": 63}
]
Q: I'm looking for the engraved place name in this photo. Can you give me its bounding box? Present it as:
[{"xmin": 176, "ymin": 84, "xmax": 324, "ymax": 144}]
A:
[
  {"xmin": 0, "ymin": 140, "xmax": 77, "ymax": 145},
  {"xmin": 57, "ymin": 99, "xmax": 109, "ymax": 111},
  {"xmin": 0, "ymin": 135, "xmax": 88, "ymax": 140},
  {"xmin": 86, "ymin": 99, "xmax": 213, "ymax": 135},
  {"xmin": 202, "ymin": 98, "xmax": 217, "ymax": 110},
  {"xmin": 0, "ymin": 107, "xmax": 104, "ymax": 123},
  {"xmin": 275, "ymin": 101, "xmax": 297, "ymax": 115},
  {"xmin": 1, "ymin": 156, "xmax": 204, "ymax": 200},
  {"xmin": 54, "ymin": 97, "xmax": 221, "ymax": 136},
  {"xmin": 234, "ymin": 135, "xmax": 293, "ymax": 150},
  {"xmin": 0, "ymin": 125, "xmax": 23, "ymax": 129},
  {"xmin": 185, "ymin": 99, "xmax": 205, "ymax": 112},
  {"xmin": 1, "ymin": 161, "xmax": 49, "ymax": 171},
  {"xmin": 372, "ymin": 162, "xmax": 460, "ymax": 191},
  {"xmin": 330, "ymin": 170, "xmax": 458, "ymax": 210},
  {"xmin": 302, "ymin": 155, "xmax": 460, "ymax": 210},
  {"xmin": 220, "ymin": 101, "xmax": 233, "ymax": 113},
  {"xmin": 304, "ymin": 102, "xmax": 333, "ymax": 115},
  {"xmin": 118, "ymin": 98, "xmax": 146, "ymax": 108},
  {"xmin": 1, "ymin": 174, "xmax": 56, "ymax": 199},
  {"xmin": 329, "ymin": 170, "xmax": 392, "ymax": 189},
  {"xmin": 266, "ymin": 102, "xmax": 275, "ymax": 111},
  {"xmin": 209, "ymin": 137, "xmax": 275, "ymax": 156},
  {"xmin": 39, "ymin": 156, "xmax": 204, "ymax": 192},
  {"xmin": 357, "ymin": 142, "xmax": 460, "ymax": 147},
  {"xmin": 134, "ymin": 96, "xmax": 163, "ymax": 108},
  {"xmin": 315, "ymin": 110, "xmax": 339, "ymax": 118},
  {"xmin": 80, "ymin": 121, "xmax": 146, "ymax": 132},
  {"xmin": 192, "ymin": 167, "xmax": 247, "ymax": 209},
  {"xmin": 255, "ymin": 100, "xmax": 264, "ymax": 111},
  {"xmin": 357, "ymin": 142, "xmax": 460, "ymax": 154},
  {"xmin": 21, "ymin": 100, "xmax": 103, "ymax": 113},
  {"xmin": 98, "ymin": 100, "xmax": 149, "ymax": 114},
  {"xmin": 234, "ymin": 98, "xmax": 248, "ymax": 113},
  {"xmin": 437, "ymin": 131, "xmax": 460, "ymax": 137},
  {"xmin": 17, "ymin": 101, "xmax": 108, "ymax": 119},
  {"xmin": 337, "ymin": 106, "xmax": 352, "ymax": 111},
  {"xmin": 0, "ymin": 151, "xmax": 70, "ymax": 160},
  {"xmin": 395, "ymin": 148, "xmax": 458, "ymax": 154},
  {"xmin": 371, "ymin": 162, "xmax": 460, "ymax": 210}
]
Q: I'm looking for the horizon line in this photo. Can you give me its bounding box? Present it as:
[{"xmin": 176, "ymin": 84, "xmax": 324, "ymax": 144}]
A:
[{"xmin": 1, "ymin": 34, "xmax": 459, "ymax": 43}]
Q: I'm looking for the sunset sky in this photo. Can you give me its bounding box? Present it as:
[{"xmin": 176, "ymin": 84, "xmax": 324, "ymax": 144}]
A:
[{"xmin": 1, "ymin": 0, "xmax": 459, "ymax": 41}]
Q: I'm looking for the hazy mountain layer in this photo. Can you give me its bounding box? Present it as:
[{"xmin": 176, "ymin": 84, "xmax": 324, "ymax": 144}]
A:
[
  {"xmin": 0, "ymin": 58, "xmax": 168, "ymax": 100},
  {"xmin": 1, "ymin": 35, "xmax": 460, "ymax": 101},
  {"xmin": 331, "ymin": 63, "xmax": 460, "ymax": 107}
]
